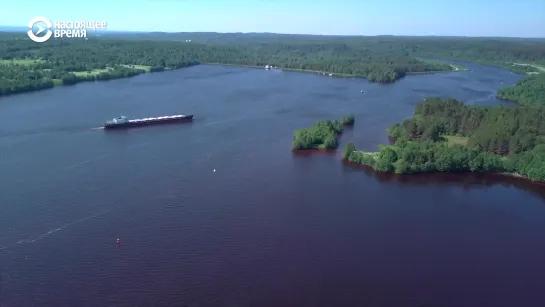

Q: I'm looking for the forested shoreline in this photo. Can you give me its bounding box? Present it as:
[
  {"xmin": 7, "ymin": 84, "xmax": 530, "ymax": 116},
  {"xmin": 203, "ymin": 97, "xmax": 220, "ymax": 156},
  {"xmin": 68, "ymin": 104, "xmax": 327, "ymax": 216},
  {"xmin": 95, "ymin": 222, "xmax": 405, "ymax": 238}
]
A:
[
  {"xmin": 497, "ymin": 74, "xmax": 545, "ymax": 106},
  {"xmin": 344, "ymin": 98, "xmax": 545, "ymax": 182},
  {"xmin": 2, "ymin": 32, "xmax": 545, "ymax": 180},
  {"xmin": 2, "ymin": 32, "xmax": 545, "ymax": 98}
]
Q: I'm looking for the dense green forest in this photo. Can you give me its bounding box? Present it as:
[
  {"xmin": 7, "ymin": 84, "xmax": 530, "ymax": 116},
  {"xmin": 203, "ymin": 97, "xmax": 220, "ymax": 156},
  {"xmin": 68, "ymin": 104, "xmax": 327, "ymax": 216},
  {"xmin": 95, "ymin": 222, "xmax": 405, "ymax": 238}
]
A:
[
  {"xmin": 0, "ymin": 32, "xmax": 454, "ymax": 96},
  {"xmin": 393, "ymin": 36, "xmax": 545, "ymax": 72},
  {"xmin": 104, "ymin": 32, "xmax": 545, "ymax": 67},
  {"xmin": 292, "ymin": 115, "xmax": 354, "ymax": 150},
  {"xmin": 101, "ymin": 32, "xmax": 545, "ymax": 66},
  {"xmin": 344, "ymin": 98, "xmax": 545, "ymax": 182},
  {"xmin": 389, "ymin": 97, "xmax": 545, "ymax": 154},
  {"xmin": 497, "ymin": 74, "xmax": 545, "ymax": 106},
  {"xmin": 1, "ymin": 32, "xmax": 545, "ymax": 98}
]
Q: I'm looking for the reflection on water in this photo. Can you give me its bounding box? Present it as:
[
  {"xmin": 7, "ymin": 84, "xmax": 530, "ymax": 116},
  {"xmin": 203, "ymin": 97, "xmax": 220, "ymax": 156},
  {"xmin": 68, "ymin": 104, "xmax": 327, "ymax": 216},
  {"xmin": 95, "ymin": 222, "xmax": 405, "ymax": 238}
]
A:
[{"xmin": 343, "ymin": 160, "xmax": 545, "ymax": 202}]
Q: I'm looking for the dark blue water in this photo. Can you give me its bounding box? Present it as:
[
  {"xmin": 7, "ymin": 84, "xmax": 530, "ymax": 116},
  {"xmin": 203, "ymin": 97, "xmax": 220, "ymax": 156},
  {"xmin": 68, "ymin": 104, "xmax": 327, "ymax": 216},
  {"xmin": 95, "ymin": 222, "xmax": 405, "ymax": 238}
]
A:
[{"xmin": 0, "ymin": 63, "xmax": 544, "ymax": 307}]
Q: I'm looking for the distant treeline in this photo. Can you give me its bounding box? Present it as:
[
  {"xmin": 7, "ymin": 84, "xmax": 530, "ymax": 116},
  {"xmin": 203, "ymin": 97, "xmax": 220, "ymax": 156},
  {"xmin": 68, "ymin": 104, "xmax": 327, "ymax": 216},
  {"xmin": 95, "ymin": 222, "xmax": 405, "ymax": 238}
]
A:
[
  {"xmin": 344, "ymin": 98, "xmax": 545, "ymax": 182},
  {"xmin": 1, "ymin": 32, "xmax": 544, "ymax": 98}
]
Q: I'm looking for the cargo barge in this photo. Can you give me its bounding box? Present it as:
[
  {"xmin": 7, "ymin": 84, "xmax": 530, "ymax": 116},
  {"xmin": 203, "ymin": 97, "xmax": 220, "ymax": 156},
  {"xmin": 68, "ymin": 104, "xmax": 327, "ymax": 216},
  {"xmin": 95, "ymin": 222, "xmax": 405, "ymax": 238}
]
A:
[{"xmin": 103, "ymin": 114, "xmax": 193, "ymax": 129}]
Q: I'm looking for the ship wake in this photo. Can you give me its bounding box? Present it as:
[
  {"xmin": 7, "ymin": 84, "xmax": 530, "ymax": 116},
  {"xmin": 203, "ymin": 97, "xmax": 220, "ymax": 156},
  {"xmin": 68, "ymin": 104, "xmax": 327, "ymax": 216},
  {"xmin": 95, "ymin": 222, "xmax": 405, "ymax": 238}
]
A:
[
  {"xmin": 0, "ymin": 208, "xmax": 112, "ymax": 254},
  {"xmin": 16, "ymin": 209, "xmax": 111, "ymax": 245},
  {"xmin": 0, "ymin": 125, "xmax": 97, "ymax": 140}
]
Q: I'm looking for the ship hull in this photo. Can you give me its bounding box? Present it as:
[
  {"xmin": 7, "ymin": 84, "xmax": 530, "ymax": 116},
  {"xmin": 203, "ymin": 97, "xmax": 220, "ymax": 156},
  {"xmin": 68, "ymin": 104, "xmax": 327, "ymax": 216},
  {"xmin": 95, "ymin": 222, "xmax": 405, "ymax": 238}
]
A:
[{"xmin": 104, "ymin": 115, "xmax": 193, "ymax": 129}]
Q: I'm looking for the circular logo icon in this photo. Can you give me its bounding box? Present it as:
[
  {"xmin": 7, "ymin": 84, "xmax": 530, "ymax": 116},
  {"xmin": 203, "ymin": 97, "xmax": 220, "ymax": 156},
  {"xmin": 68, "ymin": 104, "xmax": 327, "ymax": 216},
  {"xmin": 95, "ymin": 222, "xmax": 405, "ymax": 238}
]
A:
[{"xmin": 27, "ymin": 16, "xmax": 53, "ymax": 43}]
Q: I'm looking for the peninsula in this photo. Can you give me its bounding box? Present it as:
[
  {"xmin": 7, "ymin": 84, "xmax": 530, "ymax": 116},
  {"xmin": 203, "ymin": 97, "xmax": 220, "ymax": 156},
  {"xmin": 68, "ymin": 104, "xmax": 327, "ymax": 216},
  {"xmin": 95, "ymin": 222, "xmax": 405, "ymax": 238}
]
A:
[
  {"xmin": 343, "ymin": 98, "xmax": 545, "ymax": 182},
  {"xmin": 497, "ymin": 73, "xmax": 545, "ymax": 106}
]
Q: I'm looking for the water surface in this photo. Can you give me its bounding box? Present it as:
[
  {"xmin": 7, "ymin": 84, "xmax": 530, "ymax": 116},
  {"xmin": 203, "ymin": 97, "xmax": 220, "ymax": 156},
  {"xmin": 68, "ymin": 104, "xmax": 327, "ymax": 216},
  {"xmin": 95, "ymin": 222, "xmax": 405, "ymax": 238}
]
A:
[{"xmin": 0, "ymin": 63, "xmax": 543, "ymax": 307}]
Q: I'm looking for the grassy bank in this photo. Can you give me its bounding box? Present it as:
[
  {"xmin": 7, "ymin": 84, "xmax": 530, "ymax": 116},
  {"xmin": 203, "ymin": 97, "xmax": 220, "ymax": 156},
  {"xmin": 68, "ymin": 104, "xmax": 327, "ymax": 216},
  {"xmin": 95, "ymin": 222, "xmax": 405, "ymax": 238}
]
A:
[
  {"xmin": 71, "ymin": 65, "xmax": 152, "ymax": 77},
  {"xmin": 443, "ymin": 135, "xmax": 469, "ymax": 147},
  {"xmin": 509, "ymin": 63, "xmax": 545, "ymax": 74},
  {"xmin": 0, "ymin": 59, "xmax": 46, "ymax": 65}
]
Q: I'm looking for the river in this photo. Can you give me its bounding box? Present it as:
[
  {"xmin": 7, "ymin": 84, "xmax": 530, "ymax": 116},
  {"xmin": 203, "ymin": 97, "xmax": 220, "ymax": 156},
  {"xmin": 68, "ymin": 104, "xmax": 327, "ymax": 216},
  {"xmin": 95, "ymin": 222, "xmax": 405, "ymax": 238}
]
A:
[{"xmin": 0, "ymin": 62, "xmax": 544, "ymax": 307}]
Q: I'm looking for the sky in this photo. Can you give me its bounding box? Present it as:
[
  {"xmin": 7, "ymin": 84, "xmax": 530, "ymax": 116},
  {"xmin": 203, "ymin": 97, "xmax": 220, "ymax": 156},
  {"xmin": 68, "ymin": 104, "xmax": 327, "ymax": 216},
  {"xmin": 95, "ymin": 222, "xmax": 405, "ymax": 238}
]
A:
[{"xmin": 2, "ymin": 0, "xmax": 545, "ymax": 37}]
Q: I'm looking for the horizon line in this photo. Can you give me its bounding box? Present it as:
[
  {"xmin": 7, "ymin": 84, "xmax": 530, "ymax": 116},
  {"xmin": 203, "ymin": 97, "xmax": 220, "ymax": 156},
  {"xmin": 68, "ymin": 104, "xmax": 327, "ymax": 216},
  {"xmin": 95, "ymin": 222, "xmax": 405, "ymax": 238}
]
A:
[{"xmin": 0, "ymin": 26, "xmax": 544, "ymax": 39}]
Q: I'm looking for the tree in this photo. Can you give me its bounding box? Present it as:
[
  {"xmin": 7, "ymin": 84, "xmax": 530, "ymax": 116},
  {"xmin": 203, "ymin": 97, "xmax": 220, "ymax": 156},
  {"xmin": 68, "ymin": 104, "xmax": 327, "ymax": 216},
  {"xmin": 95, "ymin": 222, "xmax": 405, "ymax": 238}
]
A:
[
  {"xmin": 394, "ymin": 159, "xmax": 410, "ymax": 173},
  {"xmin": 374, "ymin": 158, "xmax": 394, "ymax": 172},
  {"xmin": 343, "ymin": 143, "xmax": 356, "ymax": 159}
]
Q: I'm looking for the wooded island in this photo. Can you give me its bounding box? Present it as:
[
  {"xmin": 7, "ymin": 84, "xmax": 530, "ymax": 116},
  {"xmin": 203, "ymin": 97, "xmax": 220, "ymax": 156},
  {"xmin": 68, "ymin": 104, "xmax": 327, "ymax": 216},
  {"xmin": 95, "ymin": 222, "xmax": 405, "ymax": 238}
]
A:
[{"xmin": 292, "ymin": 115, "xmax": 355, "ymax": 150}]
